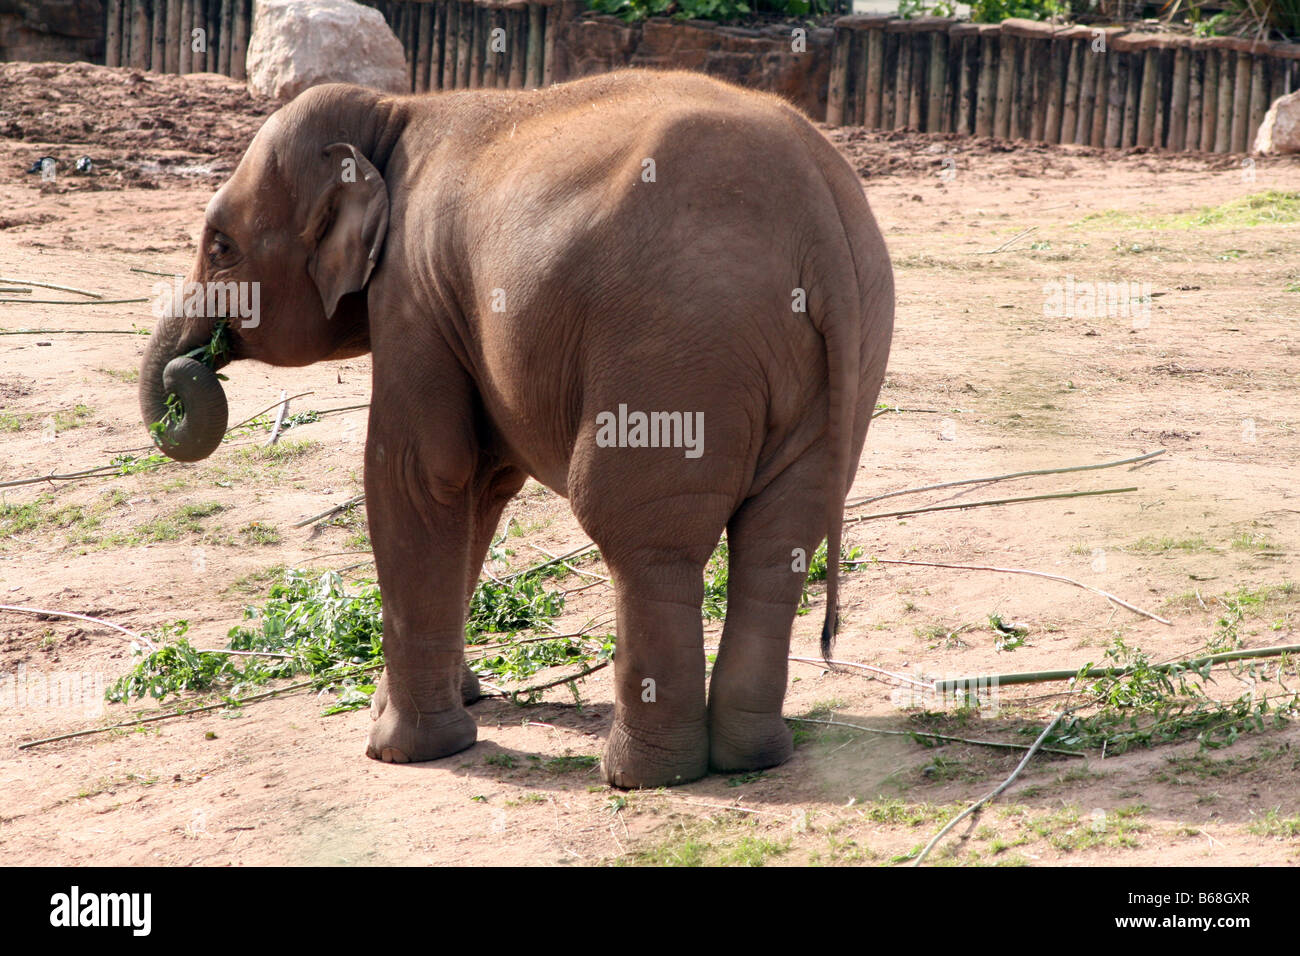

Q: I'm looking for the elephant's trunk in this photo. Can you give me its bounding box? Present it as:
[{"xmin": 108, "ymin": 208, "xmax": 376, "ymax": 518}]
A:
[{"xmin": 138, "ymin": 310, "xmax": 229, "ymax": 462}]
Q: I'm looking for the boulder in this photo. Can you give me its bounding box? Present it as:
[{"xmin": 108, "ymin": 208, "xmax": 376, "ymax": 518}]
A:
[
  {"xmin": 246, "ymin": 0, "xmax": 407, "ymax": 101},
  {"xmin": 1253, "ymin": 90, "xmax": 1300, "ymax": 155}
]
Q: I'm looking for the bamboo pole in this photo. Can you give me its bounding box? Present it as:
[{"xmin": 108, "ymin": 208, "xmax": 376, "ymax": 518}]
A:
[
  {"xmin": 416, "ymin": 1, "xmax": 433, "ymax": 92},
  {"xmin": 106, "ymin": 0, "xmax": 122, "ymax": 66},
  {"xmin": 974, "ymin": 25, "xmax": 997, "ymax": 137},
  {"xmin": 525, "ymin": 2, "xmax": 544, "ymax": 89}
]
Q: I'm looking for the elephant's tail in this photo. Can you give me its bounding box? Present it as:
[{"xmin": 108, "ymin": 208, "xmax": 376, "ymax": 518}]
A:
[{"xmin": 814, "ymin": 231, "xmax": 865, "ymax": 663}]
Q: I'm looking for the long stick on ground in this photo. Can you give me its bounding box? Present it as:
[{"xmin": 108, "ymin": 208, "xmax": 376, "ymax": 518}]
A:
[
  {"xmin": 786, "ymin": 715, "xmax": 1083, "ymax": 758},
  {"xmin": 0, "ymin": 298, "xmax": 150, "ymax": 306},
  {"xmin": 850, "ymin": 557, "xmax": 1172, "ymax": 625},
  {"xmin": 0, "ymin": 276, "xmax": 103, "ymax": 298},
  {"xmin": 933, "ymin": 643, "xmax": 1300, "ymax": 693},
  {"xmin": 292, "ymin": 494, "xmax": 365, "ymax": 528},
  {"xmin": 15, "ymin": 663, "xmax": 385, "ymax": 751},
  {"xmin": 912, "ymin": 705, "xmax": 1074, "ymax": 866},
  {"xmin": 846, "ymin": 449, "xmax": 1165, "ymax": 508},
  {"xmin": 503, "ymin": 542, "xmax": 600, "ymax": 581},
  {"xmin": 848, "ymin": 487, "xmax": 1137, "ymax": 524},
  {"xmin": 0, "ymin": 604, "xmax": 154, "ymax": 649}
]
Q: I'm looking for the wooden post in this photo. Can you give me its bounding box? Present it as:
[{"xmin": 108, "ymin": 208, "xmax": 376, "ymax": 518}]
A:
[
  {"xmin": 1186, "ymin": 45, "xmax": 1202, "ymax": 151},
  {"xmin": 130, "ymin": 0, "xmax": 150, "ymax": 70},
  {"xmin": 106, "ymin": 0, "xmax": 123, "ymax": 66},
  {"xmin": 878, "ymin": 27, "xmax": 899, "ymax": 130},
  {"xmin": 908, "ymin": 29, "xmax": 927, "ymax": 131},
  {"xmin": 1028, "ymin": 29, "xmax": 1052, "ymax": 141},
  {"xmin": 888, "ymin": 21, "xmax": 910, "ymax": 130},
  {"xmin": 433, "ymin": 1, "xmax": 448, "ymax": 90},
  {"xmin": 827, "ymin": 23, "xmax": 851, "ymax": 126},
  {"xmin": 150, "ymin": 0, "xmax": 165, "ymax": 71},
  {"xmin": 1045, "ymin": 31, "xmax": 1067, "ymax": 143},
  {"xmin": 994, "ymin": 30, "xmax": 1015, "ymax": 139},
  {"xmin": 974, "ymin": 25, "xmax": 998, "ymax": 138},
  {"xmin": 1269, "ymin": 51, "xmax": 1287, "ymax": 107},
  {"xmin": 1166, "ymin": 43, "xmax": 1189, "ymax": 150},
  {"xmin": 1248, "ymin": 51, "xmax": 1269, "ymax": 148},
  {"xmin": 1075, "ymin": 36, "xmax": 1098, "ymax": 144},
  {"xmin": 178, "ymin": 0, "xmax": 192, "ymax": 72},
  {"xmin": 163, "ymin": 0, "xmax": 179, "ymax": 71},
  {"xmin": 444, "ymin": 0, "xmax": 460, "ymax": 88},
  {"xmin": 927, "ymin": 26, "xmax": 948, "ymax": 134},
  {"xmin": 1136, "ymin": 43, "xmax": 1158, "ymax": 147},
  {"xmin": 1199, "ymin": 43, "xmax": 1217, "ymax": 151},
  {"xmin": 215, "ymin": 0, "xmax": 229, "ymax": 75},
  {"xmin": 525, "ymin": 2, "xmax": 544, "ymax": 89},
  {"xmin": 483, "ymin": 4, "xmax": 500, "ymax": 89},
  {"xmin": 851, "ymin": 20, "xmax": 870, "ymax": 126},
  {"xmin": 951, "ymin": 24, "xmax": 977, "ymax": 136},
  {"xmin": 912, "ymin": 20, "xmax": 945, "ymax": 133},
  {"xmin": 1213, "ymin": 46, "xmax": 1233, "ymax": 152},
  {"xmin": 543, "ymin": 0, "xmax": 561, "ymax": 87},
  {"xmin": 1104, "ymin": 37, "xmax": 1126, "ymax": 148},
  {"xmin": 1061, "ymin": 33, "xmax": 1082, "ymax": 145},
  {"xmin": 415, "ymin": 2, "xmax": 432, "ymax": 92},
  {"xmin": 457, "ymin": 0, "xmax": 473, "ymax": 88},
  {"xmin": 864, "ymin": 19, "xmax": 888, "ymax": 129},
  {"xmin": 505, "ymin": 5, "xmax": 525, "ymax": 90},
  {"xmin": 231, "ymin": 0, "xmax": 249, "ymax": 81},
  {"xmin": 1231, "ymin": 48, "xmax": 1251, "ymax": 153},
  {"xmin": 469, "ymin": 2, "xmax": 485, "ymax": 88}
]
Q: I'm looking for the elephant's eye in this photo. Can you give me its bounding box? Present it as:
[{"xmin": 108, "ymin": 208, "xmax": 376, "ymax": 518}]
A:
[{"xmin": 207, "ymin": 232, "xmax": 234, "ymax": 264}]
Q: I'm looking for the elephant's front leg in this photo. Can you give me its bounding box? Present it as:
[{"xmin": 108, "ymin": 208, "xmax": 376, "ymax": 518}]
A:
[{"xmin": 363, "ymin": 399, "xmax": 480, "ymax": 764}]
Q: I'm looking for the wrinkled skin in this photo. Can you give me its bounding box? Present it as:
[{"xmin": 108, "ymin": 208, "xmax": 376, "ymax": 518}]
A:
[{"xmin": 139, "ymin": 71, "xmax": 894, "ymax": 788}]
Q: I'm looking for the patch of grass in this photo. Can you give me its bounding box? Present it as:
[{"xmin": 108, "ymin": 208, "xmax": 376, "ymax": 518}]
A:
[
  {"xmin": 1076, "ymin": 190, "xmax": 1300, "ymax": 230},
  {"xmin": 859, "ymin": 798, "xmax": 960, "ymax": 828},
  {"xmin": 0, "ymin": 412, "xmax": 21, "ymax": 432},
  {"xmin": 52, "ymin": 404, "xmax": 94, "ymax": 430},
  {"xmin": 238, "ymin": 522, "xmax": 281, "ymax": 546},
  {"xmin": 235, "ymin": 439, "xmax": 319, "ymax": 463},
  {"xmin": 484, "ymin": 753, "xmax": 517, "ymax": 770},
  {"xmin": 1232, "ymin": 531, "xmax": 1279, "ymax": 552},
  {"xmin": 543, "ymin": 754, "xmax": 600, "ymax": 774},
  {"xmin": 1129, "ymin": 535, "xmax": 1211, "ymax": 553},
  {"xmin": 1247, "ymin": 808, "xmax": 1300, "ymax": 839},
  {"xmin": 97, "ymin": 367, "xmax": 139, "ymax": 383}
]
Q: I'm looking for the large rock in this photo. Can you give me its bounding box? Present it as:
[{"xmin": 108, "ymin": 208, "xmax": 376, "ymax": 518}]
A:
[
  {"xmin": 246, "ymin": 0, "xmax": 407, "ymax": 101},
  {"xmin": 1253, "ymin": 90, "xmax": 1300, "ymax": 155}
]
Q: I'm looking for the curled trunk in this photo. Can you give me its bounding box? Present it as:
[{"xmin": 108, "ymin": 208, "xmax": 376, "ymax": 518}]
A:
[{"xmin": 138, "ymin": 312, "xmax": 229, "ymax": 462}]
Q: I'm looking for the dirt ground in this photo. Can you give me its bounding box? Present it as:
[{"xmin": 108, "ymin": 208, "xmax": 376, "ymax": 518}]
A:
[{"xmin": 1, "ymin": 61, "xmax": 1298, "ymax": 867}]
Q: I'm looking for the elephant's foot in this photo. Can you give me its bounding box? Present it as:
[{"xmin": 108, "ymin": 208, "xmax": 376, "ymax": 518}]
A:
[
  {"xmin": 371, "ymin": 665, "xmax": 480, "ymax": 719},
  {"xmin": 366, "ymin": 698, "xmax": 477, "ymax": 763},
  {"xmin": 602, "ymin": 718, "xmax": 709, "ymax": 789},
  {"xmin": 708, "ymin": 710, "xmax": 793, "ymax": 773}
]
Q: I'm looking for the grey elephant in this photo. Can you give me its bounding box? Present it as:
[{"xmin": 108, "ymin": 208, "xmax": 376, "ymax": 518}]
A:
[{"xmin": 138, "ymin": 70, "xmax": 894, "ymax": 788}]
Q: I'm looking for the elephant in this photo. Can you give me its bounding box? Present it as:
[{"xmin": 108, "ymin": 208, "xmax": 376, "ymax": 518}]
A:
[{"xmin": 138, "ymin": 70, "xmax": 894, "ymax": 788}]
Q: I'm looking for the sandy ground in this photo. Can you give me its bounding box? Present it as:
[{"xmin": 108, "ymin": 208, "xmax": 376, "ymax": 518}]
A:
[{"xmin": 1, "ymin": 61, "xmax": 1298, "ymax": 866}]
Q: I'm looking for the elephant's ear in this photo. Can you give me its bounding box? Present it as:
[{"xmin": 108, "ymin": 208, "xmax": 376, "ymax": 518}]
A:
[{"xmin": 307, "ymin": 143, "xmax": 390, "ymax": 319}]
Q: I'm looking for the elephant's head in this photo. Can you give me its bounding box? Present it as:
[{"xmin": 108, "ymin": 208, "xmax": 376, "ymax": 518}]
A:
[{"xmin": 139, "ymin": 85, "xmax": 396, "ymax": 461}]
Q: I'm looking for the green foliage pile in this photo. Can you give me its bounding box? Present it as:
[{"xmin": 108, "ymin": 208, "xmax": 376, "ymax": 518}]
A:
[{"xmin": 585, "ymin": 0, "xmax": 837, "ymax": 24}]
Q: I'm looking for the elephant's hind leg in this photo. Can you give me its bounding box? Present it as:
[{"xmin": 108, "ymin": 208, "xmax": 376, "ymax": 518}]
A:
[{"xmin": 707, "ymin": 458, "xmax": 828, "ymax": 772}]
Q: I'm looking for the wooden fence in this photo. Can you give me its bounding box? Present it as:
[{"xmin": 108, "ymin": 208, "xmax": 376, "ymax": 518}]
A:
[{"xmin": 827, "ymin": 16, "xmax": 1300, "ymax": 153}]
